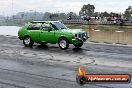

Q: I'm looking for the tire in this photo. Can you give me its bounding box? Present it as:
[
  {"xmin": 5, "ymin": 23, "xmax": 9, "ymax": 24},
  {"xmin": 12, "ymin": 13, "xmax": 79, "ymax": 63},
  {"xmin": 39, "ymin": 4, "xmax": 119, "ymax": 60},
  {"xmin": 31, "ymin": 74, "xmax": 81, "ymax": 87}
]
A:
[
  {"xmin": 23, "ymin": 36, "xmax": 34, "ymax": 47},
  {"xmin": 58, "ymin": 38, "xmax": 69, "ymax": 50},
  {"xmin": 74, "ymin": 43, "xmax": 83, "ymax": 48}
]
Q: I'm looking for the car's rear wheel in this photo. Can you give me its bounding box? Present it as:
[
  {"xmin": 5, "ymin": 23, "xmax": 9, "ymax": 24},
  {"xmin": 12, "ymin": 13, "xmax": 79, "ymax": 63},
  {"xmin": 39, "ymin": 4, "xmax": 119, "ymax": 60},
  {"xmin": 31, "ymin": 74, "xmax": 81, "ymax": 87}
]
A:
[
  {"xmin": 58, "ymin": 38, "xmax": 69, "ymax": 50},
  {"xmin": 23, "ymin": 36, "xmax": 34, "ymax": 47},
  {"xmin": 74, "ymin": 43, "xmax": 83, "ymax": 48}
]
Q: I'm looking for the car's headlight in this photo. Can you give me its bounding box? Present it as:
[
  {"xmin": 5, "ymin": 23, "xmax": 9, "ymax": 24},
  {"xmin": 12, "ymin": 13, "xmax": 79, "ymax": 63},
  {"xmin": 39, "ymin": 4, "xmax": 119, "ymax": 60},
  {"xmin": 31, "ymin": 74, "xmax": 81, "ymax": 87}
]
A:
[
  {"xmin": 85, "ymin": 32, "xmax": 87, "ymax": 36},
  {"xmin": 72, "ymin": 34, "xmax": 77, "ymax": 39}
]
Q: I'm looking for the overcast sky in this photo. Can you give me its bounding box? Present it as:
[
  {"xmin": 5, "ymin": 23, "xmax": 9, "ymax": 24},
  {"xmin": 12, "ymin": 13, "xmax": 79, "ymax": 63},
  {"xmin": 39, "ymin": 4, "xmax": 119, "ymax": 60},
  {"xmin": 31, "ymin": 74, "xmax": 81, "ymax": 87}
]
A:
[{"xmin": 0, "ymin": 0, "xmax": 131, "ymax": 16}]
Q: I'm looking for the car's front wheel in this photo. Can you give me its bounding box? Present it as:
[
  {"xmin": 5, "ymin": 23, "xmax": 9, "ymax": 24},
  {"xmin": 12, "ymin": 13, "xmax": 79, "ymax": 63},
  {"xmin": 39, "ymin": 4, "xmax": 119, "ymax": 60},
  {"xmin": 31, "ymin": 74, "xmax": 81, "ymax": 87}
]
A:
[
  {"xmin": 23, "ymin": 36, "xmax": 34, "ymax": 47},
  {"xmin": 58, "ymin": 38, "xmax": 69, "ymax": 50},
  {"xmin": 74, "ymin": 43, "xmax": 83, "ymax": 48}
]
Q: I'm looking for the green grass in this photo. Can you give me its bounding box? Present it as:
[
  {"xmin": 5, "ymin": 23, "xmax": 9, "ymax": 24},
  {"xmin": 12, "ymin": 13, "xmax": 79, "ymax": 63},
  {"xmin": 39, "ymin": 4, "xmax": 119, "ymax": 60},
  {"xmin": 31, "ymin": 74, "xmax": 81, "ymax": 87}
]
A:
[{"xmin": 66, "ymin": 24, "xmax": 132, "ymax": 32}]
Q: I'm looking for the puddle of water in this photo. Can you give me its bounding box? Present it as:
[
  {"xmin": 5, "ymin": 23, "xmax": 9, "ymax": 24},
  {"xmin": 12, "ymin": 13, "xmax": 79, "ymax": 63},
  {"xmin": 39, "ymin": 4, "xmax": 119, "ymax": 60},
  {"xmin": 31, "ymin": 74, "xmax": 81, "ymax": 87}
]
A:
[{"xmin": 0, "ymin": 26, "xmax": 20, "ymax": 36}]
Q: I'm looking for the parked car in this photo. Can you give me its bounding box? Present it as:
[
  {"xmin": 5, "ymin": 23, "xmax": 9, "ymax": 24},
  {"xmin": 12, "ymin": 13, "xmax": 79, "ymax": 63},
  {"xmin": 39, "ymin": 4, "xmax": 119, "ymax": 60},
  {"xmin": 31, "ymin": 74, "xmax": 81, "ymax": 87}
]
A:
[{"xmin": 18, "ymin": 21, "xmax": 89, "ymax": 50}]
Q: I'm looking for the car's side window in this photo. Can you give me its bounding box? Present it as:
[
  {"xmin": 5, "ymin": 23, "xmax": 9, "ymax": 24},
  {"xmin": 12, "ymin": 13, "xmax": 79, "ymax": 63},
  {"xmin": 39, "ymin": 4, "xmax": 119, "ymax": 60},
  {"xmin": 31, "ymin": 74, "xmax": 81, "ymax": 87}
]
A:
[
  {"xmin": 27, "ymin": 24, "xmax": 41, "ymax": 30},
  {"xmin": 42, "ymin": 23, "xmax": 52, "ymax": 31},
  {"xmin": 51, "ymin": 24, "xmax": 58, "ymax": 30}
]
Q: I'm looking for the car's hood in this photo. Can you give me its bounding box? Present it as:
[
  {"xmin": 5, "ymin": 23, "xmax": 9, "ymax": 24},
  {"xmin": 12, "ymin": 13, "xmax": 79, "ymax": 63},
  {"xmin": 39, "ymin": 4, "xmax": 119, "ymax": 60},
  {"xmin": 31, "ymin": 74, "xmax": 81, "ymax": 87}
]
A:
[{"xmin": 61, "ymin": 29, "xmax": 85, "ymax": 34}]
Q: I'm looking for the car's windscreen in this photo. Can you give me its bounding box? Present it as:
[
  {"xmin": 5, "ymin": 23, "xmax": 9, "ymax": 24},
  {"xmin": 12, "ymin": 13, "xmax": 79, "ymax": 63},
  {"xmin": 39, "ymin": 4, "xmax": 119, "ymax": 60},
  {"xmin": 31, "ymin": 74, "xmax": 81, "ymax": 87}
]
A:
[{"xmin": 51, "ymin": 22, "xmax": 67, "ymax": 30}]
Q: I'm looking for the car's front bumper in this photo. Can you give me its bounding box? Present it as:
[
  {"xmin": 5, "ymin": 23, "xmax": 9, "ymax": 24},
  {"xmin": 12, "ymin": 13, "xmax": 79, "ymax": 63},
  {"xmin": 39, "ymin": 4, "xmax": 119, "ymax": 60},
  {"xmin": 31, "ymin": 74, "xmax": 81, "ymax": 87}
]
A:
[{"xmin": 72, "ymin": 37, "xmax": 89, "ymax": 44}]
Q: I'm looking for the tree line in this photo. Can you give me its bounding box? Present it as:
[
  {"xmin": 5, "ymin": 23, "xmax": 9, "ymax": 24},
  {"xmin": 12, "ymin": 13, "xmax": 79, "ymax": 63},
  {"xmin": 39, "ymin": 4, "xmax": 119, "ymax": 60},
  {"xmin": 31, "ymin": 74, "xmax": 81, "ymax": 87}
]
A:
[
  {"xmin": 79, "ymin": 4, "xmax": 132, "ymax": 19},
  {"xmin": 1, "ymin": 4, "xmax": 132, "ymax": 22}
]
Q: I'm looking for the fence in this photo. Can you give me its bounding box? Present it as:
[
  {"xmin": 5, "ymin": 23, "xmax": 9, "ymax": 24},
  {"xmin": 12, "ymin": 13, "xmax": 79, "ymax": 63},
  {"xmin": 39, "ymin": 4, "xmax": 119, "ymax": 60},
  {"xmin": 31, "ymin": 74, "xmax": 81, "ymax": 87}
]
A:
[
  {"xmin": 62, "ymin": 20, "xmax": 88, "ymax": 24},
  {"xmin": 62, "ymin": 20, "xmax": 132, "ymax": 25}
]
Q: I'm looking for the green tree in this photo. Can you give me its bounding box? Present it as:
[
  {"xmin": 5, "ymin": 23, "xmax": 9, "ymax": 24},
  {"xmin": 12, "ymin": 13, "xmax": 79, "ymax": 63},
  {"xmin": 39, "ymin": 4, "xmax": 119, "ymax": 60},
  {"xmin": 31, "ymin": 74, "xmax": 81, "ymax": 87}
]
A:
[
  {"xmin": 102, "ymin": 11, "xmax": 110, "ymax": 17},
  {"xmin": 110, "ymin": 12, "xmax": 115, "ymax": 17},
  {"xmin": 79, "ymin": 4, "xmax": 95, "ymax": 16},
  {"xmin": 59, "ymin": 13, "xmax": 66, "ymax": 20},
  {"xmin": 124, "ymin": 6, "xmax": 132, "ymax": 18},
  {"xmin": 67, "ymin": 12, "xmax": 78, "ymax": 19}
]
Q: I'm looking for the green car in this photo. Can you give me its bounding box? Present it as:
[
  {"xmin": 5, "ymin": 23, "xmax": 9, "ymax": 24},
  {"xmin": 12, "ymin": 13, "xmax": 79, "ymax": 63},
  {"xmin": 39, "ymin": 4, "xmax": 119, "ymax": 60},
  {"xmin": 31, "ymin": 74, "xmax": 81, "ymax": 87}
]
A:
[{"xmin": 18, "ymin": 21, "xmax": 89, "ymax": 50}]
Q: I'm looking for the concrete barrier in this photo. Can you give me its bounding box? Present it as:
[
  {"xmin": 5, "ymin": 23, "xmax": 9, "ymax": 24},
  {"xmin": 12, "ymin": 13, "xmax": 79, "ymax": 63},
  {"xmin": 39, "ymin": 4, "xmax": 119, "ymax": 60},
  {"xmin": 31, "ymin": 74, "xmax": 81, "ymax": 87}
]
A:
[{"xmin": 88, "ymin": 29, "xmax": 132, "ymax": 45}]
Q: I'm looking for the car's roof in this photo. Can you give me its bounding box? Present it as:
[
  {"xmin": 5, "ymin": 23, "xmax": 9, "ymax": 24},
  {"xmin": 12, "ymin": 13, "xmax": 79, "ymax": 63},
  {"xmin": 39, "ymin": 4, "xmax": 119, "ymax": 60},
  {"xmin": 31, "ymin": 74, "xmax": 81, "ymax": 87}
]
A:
[{"xmin": 30, "ymin": 21, "xmax": 60, "ymax": 23}]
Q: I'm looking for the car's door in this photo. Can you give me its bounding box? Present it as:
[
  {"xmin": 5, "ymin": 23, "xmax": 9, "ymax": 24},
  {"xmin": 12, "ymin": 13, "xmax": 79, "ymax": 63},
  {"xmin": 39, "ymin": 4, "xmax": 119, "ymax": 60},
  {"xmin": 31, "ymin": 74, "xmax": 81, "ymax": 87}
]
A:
[
  {"xmin": 27, "ymin": 24, "xmax": 41, "ymax": 42},
  {"xmin": 40, "ymin": 23, "xmax": 55, "ymax": 43}
]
